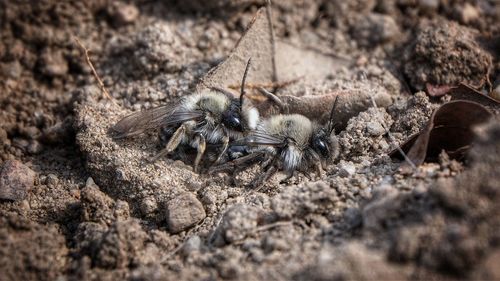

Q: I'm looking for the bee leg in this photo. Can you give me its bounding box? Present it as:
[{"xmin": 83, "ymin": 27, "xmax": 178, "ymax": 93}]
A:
[
  {"xmin": 251, "ymin": 154, "xmax": 279, "ymax": 189},
  {"xmin": 213, "ymin": 134, "xmax": 229, "ymax": 165},
  {"xmin": 150, "ymin": 124, "xmax": 186, "ymax": 162},
  {"xmin": 257, "ymin": 87, "xmax": 288, "ymax": 113},
  {"xmin": 315, "ymin": 163, "xmax": 323, "ymax": 179},
  {"xmin": 261, "ymin": 151, "xmax": 276, "ymax": 170},
  {"xmin": 308, "ymin": 150, "xmax": 324, "ymax": 179},
  {"xmin": 252, "ymin": 165, "xmax": 278, "ymax": 190},
  {"xmin": 193, "ymin": 134, "xmax": 206, "ymax": 173},
  {"xmin": 302, "ymin": 171, "xmax": 312, "ymax": 181},
  {"xmin": 279, "ymin": 170, "xmax": 295, "ymax": 185}
]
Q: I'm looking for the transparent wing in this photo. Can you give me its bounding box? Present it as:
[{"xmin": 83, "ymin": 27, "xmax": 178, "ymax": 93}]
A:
[
  {"xmin": 233, "ymin": 131, "xmax": 285, "ymax": 147},
  {"xmin": 110, "ymin": 103, "xmax": 203, "ymax": 139},
  {"xmin": 209, "ymin": 150, "xmax": 267, "ymax": 174}
]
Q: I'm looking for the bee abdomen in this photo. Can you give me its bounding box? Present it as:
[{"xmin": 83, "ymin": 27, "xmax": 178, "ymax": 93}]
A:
[{"xmin": 281, "ymin": 146, "xmax": 302, "ymax": 173}]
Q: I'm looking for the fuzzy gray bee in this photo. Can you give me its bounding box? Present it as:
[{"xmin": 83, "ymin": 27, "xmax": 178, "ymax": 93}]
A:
[
  {"xmin": 212, "ymin": 98, "xmax": 340, "ymax": 187},
  {"xmin": 110, "ymin": 59, "xmax": 259, "ymax": 172}
]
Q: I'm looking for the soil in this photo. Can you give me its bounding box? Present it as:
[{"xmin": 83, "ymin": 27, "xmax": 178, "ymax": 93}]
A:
[{"xmin": 1, "ymin": 1, "xmax": 499, "ymax": 280}]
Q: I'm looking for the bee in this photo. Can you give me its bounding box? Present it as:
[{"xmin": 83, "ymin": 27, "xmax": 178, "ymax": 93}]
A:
[
  {"xmin": 110, "ymin": 58, "xmax": 260, "ymax": 172},
  {"xmin": 211, "ymin": 97, "xmax": 340, "ymax": 187}
]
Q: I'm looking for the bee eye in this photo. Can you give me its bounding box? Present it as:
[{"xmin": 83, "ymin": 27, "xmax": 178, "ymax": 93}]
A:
[
  {"xmin": 313, "ymin": 138, "xmax": 329, "ymax": 157},
  {"xmin": 223, "ymin": 112, "xmax": 243, "ymax": 131}
]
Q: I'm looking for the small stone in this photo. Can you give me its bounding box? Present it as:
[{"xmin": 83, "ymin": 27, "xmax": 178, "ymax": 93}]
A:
[
  {"xmin": 456, "ymin": 3, "xmax": 479, "ymax": 24},
  {"xmin": 140, "ymin": 197, "xmax": 158, "ymax": 216},
  {"xmin": 108, "ymin": 2, "xmax": 139, "ymax": 26},
  {"xmin": 46, "ymin": 173, "xmax": 59, "ymax": 186},
  {"xmin": 86, "ymin": 177, "xmax": 96, "ymax": 187},
  {"xmin": 418, "ymin": 0, "xmax": 439, "ymax": 13},
  {"xmin": 366, "ymin": 121, "xmax": 385, "ymax": 136},
  {"xmin": 166, "ymin": 192, "xmax": 206, "ymax": 233},
  {"xmin": 39, "ymin": 49, "xmax": 68, "ymax": 77},
  {"xmin": 0, "ymin": 160, "xmax": 36, "ymax": 201},
  {"xmin": 1, "ymin": 60, "xmax": 22, "ymax": 79},
  {"xmin": 19, "ymin": 126, "xmax": 40, "ymax": 140},
  {"xmin": 181, "ymin": 235, "xmax": 202, "ymax": 256},
  {"xmin": 27, "ymin": 140, "xmax": 43, "ymax": 154},
  {"xmin": 338, "ymin": 161, "xmax": 356, "ymax": 177}
]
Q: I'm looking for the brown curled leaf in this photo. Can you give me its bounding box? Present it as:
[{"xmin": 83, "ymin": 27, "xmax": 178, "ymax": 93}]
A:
[
  {"xmin": 448, "ymin": 83, "xmax": 500, "ymax": 111},
  {"xmin": 425, "ymin": 83, "xmax": 500, "ymax": 111},
  {"xmin": 252, "ymin": 90, "xmax": 392, "ymax": 131},
  {"xmin": 391, "ymin": 100, "xmax": 493, "ymax": 168}
]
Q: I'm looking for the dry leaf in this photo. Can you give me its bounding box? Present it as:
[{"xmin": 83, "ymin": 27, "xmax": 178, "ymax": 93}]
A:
[
  {"xmin": 199, "ymin": 7, "xmax": 276, "ymax": 91},
  {"xmin": 391, "ymin": 100, "xmax": 493, "ymax": 168}
]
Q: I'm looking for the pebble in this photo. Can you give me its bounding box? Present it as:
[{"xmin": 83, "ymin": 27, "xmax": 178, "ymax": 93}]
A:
[
  {"xmin": 27, "ymin": 140, "xmax": 43, "ymax": 154},
  {"xmin": 0, "ymin": 160, "xmax": 36, "ymax": 201},
  {"xmin": 457, "ymin": 3, "xmax": 479, "ymax": 24},
  {"xmin": 418, "ymin": 0, "xmax": 439, "ymax": 13},
  {"xmin": 39, "ymin": 49, "xmax": 68, "ymax": 77},
  {"xmin": 140, "ymin": 197, "xmax": 158, "ymax": 216},
  {"xmin": 181, "ymin": 235, "xmax": 202, "ymax": 256},
  {"xmin": 338, "ymin": 161, "xmax": 356, "ymax": 177},
  {"xmin": 1, "ymin": 60, "xmax": 22, "ymax": 79},
  {"xmin": 366, "ymin": 121, "xmax": 385, "ymax": 136},
  {"xmin": 46, "ymin": 173, "xmax": 59, "ymax": 186},
  {"xmin": 166, "ymin": 192, "xmax": 206, "ymax": 233},
  {"xmin": 20, "ymin": 126, "xmax": 40, "ymax": 140},
  {"xmin": 108, "ymin": 2, "xmax": 139, "ymax": 26}
]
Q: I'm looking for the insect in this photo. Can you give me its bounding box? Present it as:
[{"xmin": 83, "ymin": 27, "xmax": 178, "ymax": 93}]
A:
[
  {"xmin": 211, "ymin": 97, "xmax": 340, "ymax": 187},
  {"xmin": 110, "ymin": 58, "xmax": 260, "ymax": 172}
]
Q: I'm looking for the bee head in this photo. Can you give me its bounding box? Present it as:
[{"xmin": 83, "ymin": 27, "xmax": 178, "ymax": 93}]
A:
[
  {"xmin": 222, "ymin": 101, "xmax": 243, "ymax": 131},
  {"xmin": 311, "ymin": 128, "xmax": 330, "ymax": 158}
]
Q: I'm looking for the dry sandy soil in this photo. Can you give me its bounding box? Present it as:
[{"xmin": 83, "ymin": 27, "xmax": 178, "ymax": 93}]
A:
[{"xmin": 1, "ymin": 1, "xmax": 499, "ymax": 280}]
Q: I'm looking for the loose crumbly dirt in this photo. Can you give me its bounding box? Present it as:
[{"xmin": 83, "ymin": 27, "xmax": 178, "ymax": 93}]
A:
[{"xmin": 0, "ymin": 1, "xmax": 499, "ymax": 280}]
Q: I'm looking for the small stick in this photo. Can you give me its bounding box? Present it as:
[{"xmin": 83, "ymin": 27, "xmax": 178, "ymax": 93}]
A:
[
  {"xmin": 361, "ymin": 72, "xmax": 417, "ymax": 170},
  {"xmin": 74, "ymin": 37, "xmax": 117, "ymax": 105},
  {"xmin": 369, "ymin": 95, "xmax": 416, "ymax": 170},
  {"xmin": 265, "ymin": 0, "xmax": 278, "ymax": 87},
  {"xmin": 228, "ymin": 76, "xmax": 302, "ymax": 91},
  {"xmin": 255, "ymin": 221, "xmax": 292, "ymax": 232}
]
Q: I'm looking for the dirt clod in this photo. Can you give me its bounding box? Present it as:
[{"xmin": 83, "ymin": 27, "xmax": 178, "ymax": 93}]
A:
[
  {"xmin": 0, "ymin": 160, "xmax": 36, "ymax": 201},
  {"xmin": 404, "ymin": 20, "xmax": 492, "ymax": 90},
  {"xmin": 93, "ymin": 219, "xmax": 149, "ymax": 269},
  {"xmin": 166, "ymin": 192, "xmax": 206, "ymax": 234}
]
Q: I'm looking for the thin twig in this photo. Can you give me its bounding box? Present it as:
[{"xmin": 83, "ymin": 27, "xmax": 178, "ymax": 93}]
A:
[
  {"xmin": 266, "ymin": 0, "xmax": 278, "ymax": 88},
  {"xmin": 361, "ymin": 72, "xmax": 417, "ymax": 170},
  {"xmin": 74, "ymin": 37, "xmax": 117, "ymax": 105},
  {"xmin": 160, "ymin": 240, "xmax": 185, "ymax": 263},
  {"xmin": 228, "ymin": 76, "xmax": 302, "ymax": 91},
  {"xmin": 255, "ymin": 221, "xmax": 292, "ymax": 233}
]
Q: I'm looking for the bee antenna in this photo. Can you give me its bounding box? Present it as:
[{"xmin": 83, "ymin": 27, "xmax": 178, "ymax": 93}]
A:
[
  {"xmin": 328, "ymin": 96, "xmax": 339, "ymax": 134},
  {"xmin": 240, "ymin": 57, "xmax": 252, "ymax": 107}
]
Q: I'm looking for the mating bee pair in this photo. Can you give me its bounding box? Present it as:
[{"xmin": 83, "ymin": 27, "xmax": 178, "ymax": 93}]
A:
[{"xmin": 110, "ymin": 59, "xmax": 339, "ymax": 187}]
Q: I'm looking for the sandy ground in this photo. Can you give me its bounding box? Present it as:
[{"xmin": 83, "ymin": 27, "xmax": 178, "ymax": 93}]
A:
[{"xmin": 0, "ymin": 1, "xmax": 499, "ymax": 280}]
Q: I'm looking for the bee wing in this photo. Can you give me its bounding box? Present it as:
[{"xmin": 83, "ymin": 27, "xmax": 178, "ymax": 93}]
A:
[
  {"xmin": 209, "ymin": 150, "xmax": 267, "ymax": 174},
  {"xmin": 236, "ymin": 131, "xmax": 285, "ymax": 147},
  {"xmin": 110, "ymin": 104, "xmax": 203, "ymax": 139}
]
